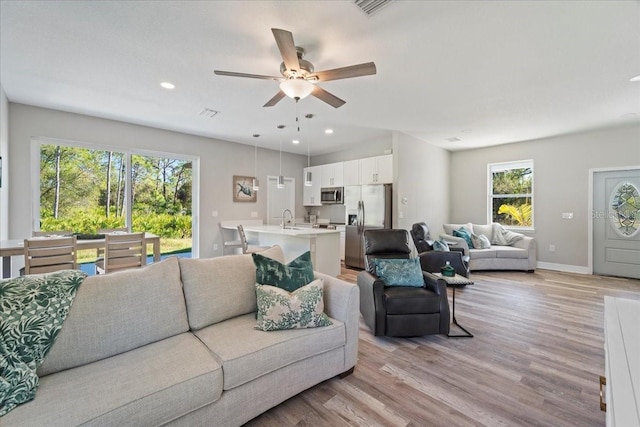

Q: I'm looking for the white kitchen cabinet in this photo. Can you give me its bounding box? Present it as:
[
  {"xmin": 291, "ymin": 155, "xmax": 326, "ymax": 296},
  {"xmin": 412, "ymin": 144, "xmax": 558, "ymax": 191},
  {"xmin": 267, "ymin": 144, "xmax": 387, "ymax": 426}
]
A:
[
  {"xmin": 303, "ymin": 166, "xmax": 322, "ymax": 206},
  {"xmin": 359, "ymin": 154, "xmax": 393, "ymax": 184},
  {"xmin": 321, "ymin": 162, "xmax": 344, "ymax": 187},
  {"xmin": 343, "ymin": 159, "xmax": 360, "ymax": 186}
]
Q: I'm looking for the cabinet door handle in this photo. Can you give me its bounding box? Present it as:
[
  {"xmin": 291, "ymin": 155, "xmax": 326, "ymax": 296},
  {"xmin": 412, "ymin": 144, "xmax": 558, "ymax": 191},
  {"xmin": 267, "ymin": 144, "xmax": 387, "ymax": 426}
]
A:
[{"xmin": 599, "ymin": 375, "xmax": 606, "ymax": 412}]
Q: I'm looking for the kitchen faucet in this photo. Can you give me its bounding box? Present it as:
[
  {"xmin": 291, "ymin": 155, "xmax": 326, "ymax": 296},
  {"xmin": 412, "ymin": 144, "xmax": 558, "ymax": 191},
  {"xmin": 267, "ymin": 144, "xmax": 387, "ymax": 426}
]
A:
[{"xmin": 281, "ymin": 209, "xmax": 293, "ymax": 229}]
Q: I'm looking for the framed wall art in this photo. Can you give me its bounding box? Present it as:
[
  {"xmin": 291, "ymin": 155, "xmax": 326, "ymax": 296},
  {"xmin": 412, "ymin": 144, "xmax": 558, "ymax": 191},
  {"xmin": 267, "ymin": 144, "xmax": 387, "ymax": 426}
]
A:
[{"xmin": 233, "ymin": 175, "xmax": 257, "ymax": 202}]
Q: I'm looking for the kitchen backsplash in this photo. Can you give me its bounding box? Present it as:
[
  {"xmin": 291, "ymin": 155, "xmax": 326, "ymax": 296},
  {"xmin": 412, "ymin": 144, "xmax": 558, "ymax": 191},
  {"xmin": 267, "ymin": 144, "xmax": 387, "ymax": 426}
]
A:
[{"xmin": 304, "ymin": 204, "xmax": 346, "ymax": 224}]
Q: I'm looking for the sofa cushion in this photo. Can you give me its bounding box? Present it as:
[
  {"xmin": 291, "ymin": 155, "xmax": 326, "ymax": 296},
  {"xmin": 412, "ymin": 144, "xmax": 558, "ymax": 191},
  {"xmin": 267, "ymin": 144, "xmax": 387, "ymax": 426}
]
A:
[
  {"xmin": 495, "ymin": 246, "xmax": 530, "ymax": 259},
  {"xmin": 4, "ymin": 333, "xmax": 222, "ymax": 427},
  {"xmin": 252, "ymin": 250, "xmax": 314, "ymax": 292},
  {"xmin": 471, "ymin": 223, "xmax": 493, "ymax": 239},
  {"xmin": 255, "ymin": 279, "xmax": 333, "ymax": 331},
  {"xmin": 180, "ymin": 246, "xmax": 285, "ymax": 330},
  {"xmin": 469, "ymin": 248, "xmax": 497, "ymax": 259},
  {"xmin": 38, "ymin": 257, "xmax": 188, "ymax": 377},
  {"xmin": 194, "ymin": 313, "xmax": 345, "ymax": 390}
]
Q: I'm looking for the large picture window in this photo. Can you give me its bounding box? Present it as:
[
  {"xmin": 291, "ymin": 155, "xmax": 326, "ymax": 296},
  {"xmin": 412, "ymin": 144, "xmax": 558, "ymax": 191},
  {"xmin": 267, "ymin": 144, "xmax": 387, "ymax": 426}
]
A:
[
  {"xmin": 488, "ymin": 160, "xmax": 533, "ymax": 228},
  {"xmin": 34, "ymin": 138, "xmax": 198, "ymax": 261}
]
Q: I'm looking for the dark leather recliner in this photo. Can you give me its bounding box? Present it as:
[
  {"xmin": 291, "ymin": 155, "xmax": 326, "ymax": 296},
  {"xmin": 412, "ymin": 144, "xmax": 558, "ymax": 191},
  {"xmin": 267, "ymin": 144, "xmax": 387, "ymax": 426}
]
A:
[
  {"xmin": 356, "ymin": 229, "xmax": 450, "ymax": 337},
  {"xmin": 411, "ymin": 222, "xmax": 470, "ymax": 277}
]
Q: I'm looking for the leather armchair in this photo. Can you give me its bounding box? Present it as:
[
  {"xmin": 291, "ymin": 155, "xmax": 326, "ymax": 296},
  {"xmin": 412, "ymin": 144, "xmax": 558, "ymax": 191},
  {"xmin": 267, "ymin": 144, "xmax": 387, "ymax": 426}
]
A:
[
  {"xmin": 411, "ymin": 222, "xmax": 470, "ymax": 278},
  {"xmin": 356, "ymin": 229, "xmax": 450, "ymax": 337}
]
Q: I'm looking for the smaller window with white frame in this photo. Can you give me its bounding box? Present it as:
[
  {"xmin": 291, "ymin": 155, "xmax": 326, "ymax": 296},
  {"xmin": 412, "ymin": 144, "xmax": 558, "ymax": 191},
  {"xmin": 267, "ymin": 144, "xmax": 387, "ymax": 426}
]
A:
[{"xmin": 488, "ymin": 160, "xmax": 533, "ymax": 229}]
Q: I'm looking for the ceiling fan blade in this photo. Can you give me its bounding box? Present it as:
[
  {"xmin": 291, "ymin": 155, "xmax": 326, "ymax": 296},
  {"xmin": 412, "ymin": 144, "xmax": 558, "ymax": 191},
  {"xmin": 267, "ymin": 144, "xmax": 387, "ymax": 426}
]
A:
[
  {"xmin": 311, "ymin": 62, "xmax": 377, "ymax": 82},
  {"xmin": 272, "ymin": 28, "xmax": 300, "ymax": 72},
  {"xmin": 263, "ymin": 90, "xmax": 286, "ymax": 107},
  {"xmin": 214, "ymin": 70, "xmax": 282, "ymax": 81},
  {"xmin": 311, "ymin": 86, "xmax": 346, "ymax": 108}
]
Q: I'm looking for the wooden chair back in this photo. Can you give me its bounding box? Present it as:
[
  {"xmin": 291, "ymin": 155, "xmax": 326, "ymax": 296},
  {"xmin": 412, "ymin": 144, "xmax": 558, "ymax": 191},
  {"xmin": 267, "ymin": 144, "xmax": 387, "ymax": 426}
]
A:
[
  {"xmin": 96, "ymin": 228, "xmax": 129, "ymax": 257},
  {"xmin": 24, "ymin": 235, "xmax": 78, "ymax": 275},
  {"xmin": 98, "ymin": 232, "xmax": 146, "ymax": 274}
]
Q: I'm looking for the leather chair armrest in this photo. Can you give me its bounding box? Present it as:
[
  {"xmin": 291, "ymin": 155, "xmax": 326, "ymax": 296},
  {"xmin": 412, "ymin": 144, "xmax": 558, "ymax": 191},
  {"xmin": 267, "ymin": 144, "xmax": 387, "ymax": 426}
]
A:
[
  {"xmin": 423, "ymin": 271, "xmax": 451, "ymax": 334},
  {"xmin": 439, "ymin": 234, "xmax": 469, "ymax": 256},
  {"xmin": 357, "ymin": 271, "xmax": 387, "ymax": 336}
]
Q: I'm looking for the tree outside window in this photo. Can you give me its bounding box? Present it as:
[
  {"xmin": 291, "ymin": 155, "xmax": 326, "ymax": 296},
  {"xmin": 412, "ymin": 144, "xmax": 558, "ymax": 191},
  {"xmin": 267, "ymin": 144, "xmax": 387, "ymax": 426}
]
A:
[{"xmin": 488, "ymin": 160, "xmax": 533, "ymax": 228}]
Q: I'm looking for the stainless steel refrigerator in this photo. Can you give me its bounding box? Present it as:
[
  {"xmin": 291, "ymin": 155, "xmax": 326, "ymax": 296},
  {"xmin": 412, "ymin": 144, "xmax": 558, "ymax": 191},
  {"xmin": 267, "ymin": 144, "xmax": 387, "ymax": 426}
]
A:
[{"xmin": 345, "ymin": 184, "xmax": 392, "ymax": 269}]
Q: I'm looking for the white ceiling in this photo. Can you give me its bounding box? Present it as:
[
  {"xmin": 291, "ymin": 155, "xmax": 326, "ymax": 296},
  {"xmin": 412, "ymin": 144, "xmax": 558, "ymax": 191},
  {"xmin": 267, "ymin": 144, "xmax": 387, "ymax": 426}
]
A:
[{"xmin": 1, "ymin": 1, "xmax": 639, "ymax": 156}]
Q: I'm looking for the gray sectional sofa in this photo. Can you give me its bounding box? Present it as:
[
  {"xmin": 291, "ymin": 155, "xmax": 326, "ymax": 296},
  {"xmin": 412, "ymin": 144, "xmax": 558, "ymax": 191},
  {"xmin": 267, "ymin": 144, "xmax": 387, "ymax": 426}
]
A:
[
  {"xmin": 3, "ymin": 245, "xmax": 360, "ymax": 426},
  {"xmin": 441, "ymin": 223, "xmax": 536, "ymax": 272}
]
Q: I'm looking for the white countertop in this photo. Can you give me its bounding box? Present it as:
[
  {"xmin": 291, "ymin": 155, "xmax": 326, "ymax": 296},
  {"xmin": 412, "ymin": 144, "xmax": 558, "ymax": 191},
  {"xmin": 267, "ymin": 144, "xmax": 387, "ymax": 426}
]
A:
[{"xmin": 240, "ymin": 224, "xmax": 340, "ymax": 236}]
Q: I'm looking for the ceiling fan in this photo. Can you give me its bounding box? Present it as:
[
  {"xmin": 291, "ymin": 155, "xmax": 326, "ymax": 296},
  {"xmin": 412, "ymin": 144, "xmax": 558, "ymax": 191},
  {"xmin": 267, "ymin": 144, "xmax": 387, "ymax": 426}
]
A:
[{"xmin": 214, "ymin": 28, "xmax": 376, "ymax": 108}]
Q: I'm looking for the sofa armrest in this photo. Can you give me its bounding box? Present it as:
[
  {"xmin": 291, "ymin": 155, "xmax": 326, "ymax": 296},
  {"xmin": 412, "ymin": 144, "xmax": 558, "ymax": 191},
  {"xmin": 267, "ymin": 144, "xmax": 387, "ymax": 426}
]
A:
[
  {"xmin": 513, "ymin": 236, "xmax": 537, "ymax": 270},
  {"xmin": 315, "ymin": 272, "xmax": 360, "ymax": 370},
  {"xmin": 439, "ymin": 234, "xmax": 470, "ymax": 257}
]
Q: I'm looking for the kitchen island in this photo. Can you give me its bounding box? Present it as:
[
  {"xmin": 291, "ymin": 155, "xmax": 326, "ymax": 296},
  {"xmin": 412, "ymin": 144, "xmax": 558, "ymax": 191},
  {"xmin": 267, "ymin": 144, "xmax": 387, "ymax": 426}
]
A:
[{"xmin": 221, "ymin": 223, "xmax": 341, "ymax": 277}]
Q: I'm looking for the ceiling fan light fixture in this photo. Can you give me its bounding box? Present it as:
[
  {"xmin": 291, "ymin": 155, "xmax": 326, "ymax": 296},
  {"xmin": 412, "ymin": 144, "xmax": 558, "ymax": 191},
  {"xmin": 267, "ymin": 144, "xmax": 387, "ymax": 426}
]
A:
[{"xmin": 280, "ymin": 79, "xmax": 314, "ymax": 100}]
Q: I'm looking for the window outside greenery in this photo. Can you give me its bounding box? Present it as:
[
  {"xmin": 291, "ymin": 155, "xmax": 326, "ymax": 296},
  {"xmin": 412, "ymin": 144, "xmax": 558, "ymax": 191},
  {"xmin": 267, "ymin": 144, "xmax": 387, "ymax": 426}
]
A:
[
  {"xmin": 489, "ymin": 161, "xmax": 533, "ymax": 228},
  {"xmin": 39, "ymin": 144, "xmax": 193, "ymax": 260}
]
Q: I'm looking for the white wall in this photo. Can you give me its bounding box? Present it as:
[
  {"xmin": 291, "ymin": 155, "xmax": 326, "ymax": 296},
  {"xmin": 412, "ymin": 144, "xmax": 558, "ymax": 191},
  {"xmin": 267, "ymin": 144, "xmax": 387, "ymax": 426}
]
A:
[
  {"xmin": 7, "ymin": 103, "xmax": 308, "ymax": 258},
  {"xmin": 392, "ymin": 132, "xmax": 450, "ymax": 234},
  {"xmin": 0, "ymin": 86, "xmax": 8, "ymax": 244},
  {"xmin": 450, "ymin": 123, "xmax": 640, "ymax": 270}
]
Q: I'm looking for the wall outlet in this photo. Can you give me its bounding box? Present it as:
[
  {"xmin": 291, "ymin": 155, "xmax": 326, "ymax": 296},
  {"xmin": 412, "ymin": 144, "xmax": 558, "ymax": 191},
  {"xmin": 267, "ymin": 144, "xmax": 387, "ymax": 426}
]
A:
[
  {"xmin": 549, "ymin": 244, "xmax": 556, "ymax": 252},
  {"xmin": 211, "ymin": 210, "xmax": 218, "ymax": 217},
  {"xmin": 251, "ymin": 211, "xmax": 258, "ymax": 218},
  {"xmin": 213, "ymin": 243, "xmax": 218, "ymax": 251},
  {"xmin": 399, "ymin": 211, "xmax": 404, "ymax": 219}
]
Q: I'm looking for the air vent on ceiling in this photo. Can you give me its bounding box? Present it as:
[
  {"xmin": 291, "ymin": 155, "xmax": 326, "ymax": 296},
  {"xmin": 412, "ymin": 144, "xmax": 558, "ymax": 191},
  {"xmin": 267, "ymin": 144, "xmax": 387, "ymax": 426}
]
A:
[
  {"xmin": 353, "ymin": 0, "xmax": 394, "ymax": 16},
  {"xmin": 199, "ymin": 108, "xmax": 220, "ymax": 118}
]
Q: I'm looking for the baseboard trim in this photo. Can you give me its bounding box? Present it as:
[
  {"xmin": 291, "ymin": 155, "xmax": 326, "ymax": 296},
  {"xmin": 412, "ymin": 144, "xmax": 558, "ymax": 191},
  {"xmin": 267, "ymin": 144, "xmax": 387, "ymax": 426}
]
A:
[{"xmin": 536, "ymin": 261, "xmax": 589, "ymax": 275}]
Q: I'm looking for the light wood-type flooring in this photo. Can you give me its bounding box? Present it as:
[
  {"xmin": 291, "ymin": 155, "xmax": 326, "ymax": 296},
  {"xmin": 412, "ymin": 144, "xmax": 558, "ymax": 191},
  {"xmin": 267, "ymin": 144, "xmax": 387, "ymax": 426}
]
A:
[{"xmin": 245, "ymin": 268, "xmax": 640, "ymax": 427}]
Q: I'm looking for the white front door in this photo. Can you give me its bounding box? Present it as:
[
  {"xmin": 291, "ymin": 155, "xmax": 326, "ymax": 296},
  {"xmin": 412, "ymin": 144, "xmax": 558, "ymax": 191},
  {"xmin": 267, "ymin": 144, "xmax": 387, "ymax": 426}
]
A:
[
  {"xmin": 267, "ymin": 176, "xmax": 295, "ymax": 225},
  {"xmin": 593, "ymin": 168, "xmax": 640, "ymax": 279}
]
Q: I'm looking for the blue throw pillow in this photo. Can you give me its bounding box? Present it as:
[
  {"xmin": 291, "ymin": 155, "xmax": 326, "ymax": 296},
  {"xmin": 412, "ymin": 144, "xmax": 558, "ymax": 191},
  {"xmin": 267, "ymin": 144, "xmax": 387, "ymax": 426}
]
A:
[
  {"xmin": 373, "ymin": 258, "xmax": 424, "ymax": 287},
  {"xmin": 453, "ymin": 227, "xmax": 474, "ymax": 248},
  {"xmin": 252, "ymin": 251, "xmax": 314, "ymax": 292},
  {"xmin": 433, "ymin": 238, "xmax": 450, "ymax": 252}
]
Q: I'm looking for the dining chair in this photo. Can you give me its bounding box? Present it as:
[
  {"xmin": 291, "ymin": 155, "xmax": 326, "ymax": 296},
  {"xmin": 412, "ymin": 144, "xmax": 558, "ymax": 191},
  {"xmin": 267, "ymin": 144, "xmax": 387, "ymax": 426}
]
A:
[
  {"xmin": 96, "ymin": 228, "xmax": 129, "ymax": 258},
  {"xmin": 95, "ymin": 232, "xmax": 146, "ymax": 274},
  {"xmin": 237, "ymin": 224, "xmax": 271, "ymax": 254},
  {"xmin": 23, "ymin": 235, "xmax": 78, "ymax": 275},
  {"xmin": 219, "ymin": 222, "xmax": 243, "ymax": 255}
]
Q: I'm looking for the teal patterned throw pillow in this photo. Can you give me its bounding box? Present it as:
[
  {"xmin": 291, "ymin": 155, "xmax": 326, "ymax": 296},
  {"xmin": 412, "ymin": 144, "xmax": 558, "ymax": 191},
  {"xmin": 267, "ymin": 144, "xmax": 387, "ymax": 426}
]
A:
[
  {"xmin": 453, "ymin": 227, "xmax": 474, "ymax": 248},
  {"xmin": 0, "ymin": 270, "xmax": 87, "ymax": 416},
  {"xmin": 252, "ymin": 251, "xmax": 314, "ymax": 292},
  {"xmin": 373, "ymin": 258, "xmax": 424, "ymax": 287},
  {"xmin": 433, "ymin": 238, "xmax": 450, "ymax": 252},
  {"xmin": 255, "ymin": 279, "xmax": 333, "ymax": 331}
]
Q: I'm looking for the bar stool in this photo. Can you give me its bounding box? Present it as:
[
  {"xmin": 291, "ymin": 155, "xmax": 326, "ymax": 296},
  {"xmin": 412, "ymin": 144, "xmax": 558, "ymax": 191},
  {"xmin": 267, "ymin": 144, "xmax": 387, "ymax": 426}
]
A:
[
  {"xmin": 219, "ymin": 223, "xmax": 243, "ymax": 255},
  {"xmin": 237, "ymin": 225, "xmax": 271, "ymax": 254}
]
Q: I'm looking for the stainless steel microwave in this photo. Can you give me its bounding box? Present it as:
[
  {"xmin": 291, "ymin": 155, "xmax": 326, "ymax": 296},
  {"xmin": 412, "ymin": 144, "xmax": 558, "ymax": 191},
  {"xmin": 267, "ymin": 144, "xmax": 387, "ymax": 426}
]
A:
[{"xmin": 321, "ymin": 187, "xmax": 343, "ymax": 204}]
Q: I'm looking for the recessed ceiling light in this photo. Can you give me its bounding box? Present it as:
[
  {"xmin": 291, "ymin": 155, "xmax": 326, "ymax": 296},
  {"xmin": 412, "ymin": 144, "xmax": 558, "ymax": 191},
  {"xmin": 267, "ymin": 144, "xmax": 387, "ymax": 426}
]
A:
[
  {"xmin": 325, "ymin": 129, "xmax": 334, "ymax": 134},
  {"xmin": 160, "ymin": 81, "xmax": 175, "ymax": 89},
  {"xmin": 292, "ymin": 139, "xmax": 300, "ymax": 144},
  {"xmin": 630, "ymin": 75, "xmax": 640, "ymax": 82}
]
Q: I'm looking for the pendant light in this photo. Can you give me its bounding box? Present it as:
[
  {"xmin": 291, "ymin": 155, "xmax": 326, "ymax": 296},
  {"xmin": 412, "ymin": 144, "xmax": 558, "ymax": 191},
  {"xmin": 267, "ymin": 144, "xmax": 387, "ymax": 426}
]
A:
[
  {"xmin": 252, "ymin": 134, "xmax": 260, "ymax": 191},
  {"xmin": 304, "ymin": 114, "xmax": 313, "ymax": 187},
  {"xmin": 277, "ymin": 124, "xmax": 285, "ymax": 189}
]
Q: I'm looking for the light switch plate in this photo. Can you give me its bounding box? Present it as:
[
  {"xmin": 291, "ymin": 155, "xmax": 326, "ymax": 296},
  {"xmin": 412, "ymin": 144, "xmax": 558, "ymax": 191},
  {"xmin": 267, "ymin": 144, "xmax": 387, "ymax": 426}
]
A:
[{"xmin": 562, "ymin": 212, "xmax": 573, "ymax": 219}]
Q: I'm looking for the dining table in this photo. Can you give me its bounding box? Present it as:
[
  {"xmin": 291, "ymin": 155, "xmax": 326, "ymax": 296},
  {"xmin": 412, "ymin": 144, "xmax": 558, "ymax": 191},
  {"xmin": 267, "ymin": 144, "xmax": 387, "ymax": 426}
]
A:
[{"xmin": 0, "ymin": 232, "xmax": 161, "ymax": 278}]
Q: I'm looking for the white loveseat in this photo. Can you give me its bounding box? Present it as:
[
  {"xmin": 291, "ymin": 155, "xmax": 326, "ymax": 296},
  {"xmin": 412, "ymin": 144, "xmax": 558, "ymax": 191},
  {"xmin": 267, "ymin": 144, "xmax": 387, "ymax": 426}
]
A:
[
  {"xmin": 441, "ymin": 223, "xmax": 536, "ymax": 272},
  {"xmin": 3, "ymin": 245, "xmax": 359, "ymax": 426}
]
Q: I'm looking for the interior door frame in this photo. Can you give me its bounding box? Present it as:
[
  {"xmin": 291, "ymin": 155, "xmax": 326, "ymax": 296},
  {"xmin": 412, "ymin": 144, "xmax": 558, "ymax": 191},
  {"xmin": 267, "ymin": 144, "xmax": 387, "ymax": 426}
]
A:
[{"xmin": 588, "ymin": 165, "xmax": 640, "ymax": 274}]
